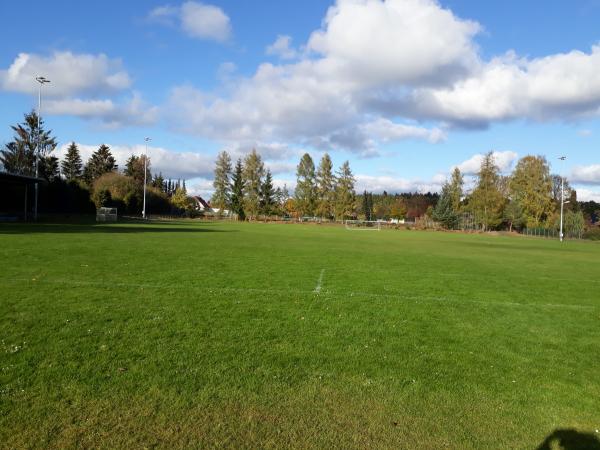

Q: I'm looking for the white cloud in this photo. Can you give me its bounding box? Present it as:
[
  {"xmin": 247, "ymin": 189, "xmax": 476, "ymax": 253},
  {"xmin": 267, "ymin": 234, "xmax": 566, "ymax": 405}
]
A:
[
  {"xmin": 148, "ymin": 1, "xmax": 232, "ymax": 42},
  {"xmin": 578, "ymin": 129, "xmax": 592, "ymax": 137},
  {"xmin": 56, "ymin": 143, "xmax": 214, "ymax": 180},
  {"xmin": 307, "ymin": 0, "xmax": 481, "ymax": 87},
  {"xmin": 404, "ymin": 46, "xmax": 600, "ymax": 126},
  {"xmin": 355, "ymin": 174, "xmax": 443, "ymax": 194},
  {"xmin": 575, "ymin": 188, "xmax": 600, "ymax": 202},
  {"xmin": 46, "ymin": 93, "xmax": 158, "ymax": 128},
  {"xmin": 266, "ymin": 35, "xmax": 299, "ymax": 60},
  {"xmin": 571, "ymin": 164, "xmax": 600, "ymax": 185},
  {"xmin": 454, "ymin": 150, "xmax": 518, "ymax": 175},
  {"xmin": 0, "ymin": 51, "xmax": 131, "ymax": 97},
  {"xmin": 360, "ymin": 118, "xmax": 446, "ymax": 144},
  {"xmin": 165, "ymin": 0, "xmax": 600, "ymax": 153}
]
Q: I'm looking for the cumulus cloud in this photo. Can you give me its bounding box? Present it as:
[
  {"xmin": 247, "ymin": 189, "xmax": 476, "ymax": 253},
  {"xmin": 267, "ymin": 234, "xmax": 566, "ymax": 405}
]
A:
[
  {"xmin": 266, "ymin": 35, "xmax": 300, "ymax": 60},
  {"xmin": 0, "ymin": 51, "xmax": 130, "ymax": 96},
  {"xmin": 575, "ymin": 188, "xmax": 600, "ymax": 202},
  {"xmin": 571, "ymin": 164, "xmax": 600, "ymax": 185},
  {"xmin": 454, "ymin": 150, "xmax": 518, "ymax": 175},
  {"xmin": 148, "ymin": 1, "xmax": 232, "ymax": 42},
  {"xmin": 355, "ymin": 173, "xmax": 444, "ymax": 194},
  {"xmin": 56, "ymin": 143, "xmax": 214, "ymax": 179},
  {"xmin": 165, "ymin": 0, "xmax": 600, "ymax": 155},
  {"xmin": 165, "ymin": 0, "xmax": 477, "ymax": 154},
  {"xmin": 403, "ymin": 46, "xmax": 600, "ymax": 126},
  {"xmin": 46, "ymin": 93, "xmax": 158, "ymax": 127}
]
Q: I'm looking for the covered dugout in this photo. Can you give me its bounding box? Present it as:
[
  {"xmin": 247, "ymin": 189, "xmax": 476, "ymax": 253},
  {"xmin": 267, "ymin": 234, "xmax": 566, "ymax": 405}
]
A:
[{"xmin": 0, "ymin": 171, "xmax": 45, "ymax": 221}]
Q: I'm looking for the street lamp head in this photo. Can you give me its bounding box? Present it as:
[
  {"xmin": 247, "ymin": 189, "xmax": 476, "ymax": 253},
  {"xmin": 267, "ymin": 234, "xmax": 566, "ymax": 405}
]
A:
[
  {"xmin": 558, "ymin": 156, "xmax": 566, "ymax": 161},
  {"xmin": 145, "ymin": 137, "xmax": 151, "ymax": 142},
  {"xmin": 35, "ymin": 76, "xmax": 50, "ymax": 84}
]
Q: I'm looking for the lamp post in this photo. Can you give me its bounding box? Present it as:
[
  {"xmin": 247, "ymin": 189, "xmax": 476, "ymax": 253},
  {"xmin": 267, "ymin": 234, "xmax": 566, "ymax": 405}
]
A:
[
  {"xmin": 558, "ymin": 156, "xmax": 566, "ymax": 242},
  {"xmin": 34, "ymin": 76, "xmax": 50, "ymax": 221},
  {"xmin": 142, "ymin": 137, "xmax": 151, "ymax": 219}
]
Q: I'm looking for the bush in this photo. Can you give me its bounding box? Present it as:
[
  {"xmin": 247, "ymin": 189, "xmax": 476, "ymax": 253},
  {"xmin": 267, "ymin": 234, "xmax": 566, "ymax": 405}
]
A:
[
  {"xmin": 583, "ymin": 227, "xmax": 600, "ymax": 241},
  {"xmin": 93, "ymin": 172, "xmax": 141, "ymax": 214}
]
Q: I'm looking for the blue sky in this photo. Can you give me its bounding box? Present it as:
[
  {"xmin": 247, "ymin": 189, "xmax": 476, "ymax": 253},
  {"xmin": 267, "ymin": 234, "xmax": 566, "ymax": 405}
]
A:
[{"xmin": 1, "ymin": 0, "xmax": 600, "ymax": 200}]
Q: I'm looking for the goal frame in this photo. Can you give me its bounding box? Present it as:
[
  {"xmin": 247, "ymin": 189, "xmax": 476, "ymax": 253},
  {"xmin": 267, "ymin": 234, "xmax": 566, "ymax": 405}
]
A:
[
  {"xmin": 344, "ymin": 220, "xmax": 381, "ymax": 231},
  {"xmin": 96, "ymin": 207, "xmax": 118, "ymax": 222}
]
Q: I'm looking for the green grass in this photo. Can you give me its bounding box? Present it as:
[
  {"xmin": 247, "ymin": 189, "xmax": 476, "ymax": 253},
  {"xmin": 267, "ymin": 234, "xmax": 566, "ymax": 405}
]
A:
[{"xmin": 1, "ymin": 220, "xmax": 599, "ymax": 449}]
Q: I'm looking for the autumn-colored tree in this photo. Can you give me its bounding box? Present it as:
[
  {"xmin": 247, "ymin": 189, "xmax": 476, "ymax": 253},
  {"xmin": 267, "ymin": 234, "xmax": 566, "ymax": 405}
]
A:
[{"xmin": 509, "ymin": 155, "xmax": 554, "ymax": 227}]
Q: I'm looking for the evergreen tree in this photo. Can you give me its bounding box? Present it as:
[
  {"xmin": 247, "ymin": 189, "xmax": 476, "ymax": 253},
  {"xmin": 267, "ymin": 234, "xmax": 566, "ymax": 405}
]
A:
[
  {"xmin": 41, "ymin": 156, "xmax": 60, "ymax": 181},
  {"xmin": 432, "ymin": 183, "xmax": 459, "ymax": 229},
  {"xmin": 315, "ymin": 153, "xmax": 335, "ymax": 219},
  {"xmin": 468, "ymin": 152, "xmax": 505, "ymax": 231},
  {"xmin": 182, "ymin": 179, "xmax": 187, "ymax": 194},
  {"xmin": 61, "ymin": 142, "xmax": 83, "ymax": 180},
  {"xmin": 212, "ymin": 150, "xmax": 232, "ymax": 213},
  {"xmin": 152, "ymin": 172, "xmax": 165, "ymax": 190},
  {"xmin": 230, "ymin": 158, "xmax": 245, "ymax": 220},
  {"xmin": 124, "ymin": 154, "xmax": 151, "ymax": 185},
  {"xmin": 448, "ymin": 167, "xmax": 464, "ymax": 212},
  {"xmin": 334, "ymin": 161, "xmax": 356, "ymax": 220},
  {"xmin": 83, "ymin": 144, "xmax": 117, "ymax": 184},
  {"xmin": 260, "ymin": 169, "xmax": 276, "ymax": 216},
  {"xmin": 0, "ymin": 111, "xmax": 57, "ymax": 178},
  {"xmin": 242, "ymin": 149, "xmax": 264, "ymax": 220},
  {"xmin": 509, "ymin": 155, "xmax": 554, "ymax": 227},
  {"xmin": 295, "ymin": 153, "xmax": 316, "ymax": 216}
]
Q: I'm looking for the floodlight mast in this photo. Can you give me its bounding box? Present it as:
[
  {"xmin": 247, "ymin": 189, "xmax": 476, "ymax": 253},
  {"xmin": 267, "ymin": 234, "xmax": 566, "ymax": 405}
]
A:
[
  {"xmin": 558, "ymin": 156, "xmax": 566, "ymax": 242},
  {"xmin": 142, "ymin": 137, "xmax": 151, "ymax": 219},
  {"xmin": 34, "ymin": 76, "xmax": 50, "ymax": 221}
]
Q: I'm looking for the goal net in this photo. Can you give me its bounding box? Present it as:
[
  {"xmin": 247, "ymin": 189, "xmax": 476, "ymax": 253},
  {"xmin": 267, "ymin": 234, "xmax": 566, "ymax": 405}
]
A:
[
  {"xmin": 345, "ymin": 220, "xmax": 381, "ymax": 231},
  {"xmin": 96, "ymin": 207, "xmax": 117, "ymax": 222}
]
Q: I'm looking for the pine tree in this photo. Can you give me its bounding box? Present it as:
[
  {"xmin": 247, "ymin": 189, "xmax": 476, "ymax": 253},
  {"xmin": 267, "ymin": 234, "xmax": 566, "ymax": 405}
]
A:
[
  {"xmin": 295, "ymin": 153, "xmax": 316, "ymax": 216},
  {"xmin": 315, "ymin": 153, "xmax": 335, "ymax": 219},
  {"xmin": 124, "ymin": 154, "xmax": 151, "ymax": 185},
  {"xmin": 433, "ymin": 183, "xmax": 459, "ymax": 229},
  {"xmin": 83, "ymin": 144, "xmax": 117, "ymax": 184},
  {"xmin": 468, "ymin": 152, "xmax": 505, "ymax": 231},
  {"xmin": 152, "ymin": 172, "xmax": 165, "ymax": 190},
  {"xmin": 212, "ymin": 150, "xmax": 232, "ymax": 213},
  {"xmin": 230, "ymin": 158, "xmax": 245, "ymax": 220},
  {"xmin": 242, "ymin": 149, "xmax": 264, "ymax": 220},
  {"xmin": 448, "ymin": 167, "xmax": 463, "ymax": 212},
  {"xmin": 0, "ymin": 110, "xmax": 57, "ymax": 177},
  {"xmin": 260, "ymin": 169, "xmax": 276, "ymax": 216},
  {"xmin": 334, "ymin": 161, "xmax": 356, "ymax": 220},
  {"xmin": 61, "ymin": 142, "xmax": 83, "ymax": 180}
]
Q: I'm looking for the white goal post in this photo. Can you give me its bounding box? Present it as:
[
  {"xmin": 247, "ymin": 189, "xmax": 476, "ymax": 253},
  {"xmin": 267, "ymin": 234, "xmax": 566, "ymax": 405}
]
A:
[
  {"xmin": 345, "ymin": 220, "xmax": 381, "ymax": 231},
  {"xmin": 96, "ymin": 207, "xmax": 117, "ymax": 222}
]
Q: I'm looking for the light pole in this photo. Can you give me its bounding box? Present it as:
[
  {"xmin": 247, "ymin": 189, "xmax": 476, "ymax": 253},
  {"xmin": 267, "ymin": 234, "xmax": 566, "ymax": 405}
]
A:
[
  {"xmin": 34, "ymin": 76, "xmax": 50, "ymax": 221},
  {"xmin": 558, "ymin": 156, "xmax": 566, "ymax": 242},
  {"xmin": 142, "ymin": 137, "xmax": 151, "ymax": 219}
]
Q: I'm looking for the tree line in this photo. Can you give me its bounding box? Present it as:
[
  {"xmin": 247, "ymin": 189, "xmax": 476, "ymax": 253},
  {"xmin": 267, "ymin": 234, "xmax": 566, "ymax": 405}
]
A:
[
  {"xmin": 212, "ymin": 150, "xmax": 441, "ymax": 221},
  {"xmin": 212, "ymin": 150, "xmax": 360, "ymax": 220},
  {"xmin": 0, "ymin": 111, "xmax": 194, "ymax": 216},
  {"xmin": 430, "ymin": 152, "xmax": 590, "ymax": 235}
]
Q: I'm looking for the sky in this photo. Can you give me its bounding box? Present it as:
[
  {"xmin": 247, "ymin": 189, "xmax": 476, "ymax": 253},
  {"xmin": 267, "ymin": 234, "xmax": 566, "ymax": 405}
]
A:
[{"xmin": 1, "ymin": 0, "xmax": 600, "ymax": 201}]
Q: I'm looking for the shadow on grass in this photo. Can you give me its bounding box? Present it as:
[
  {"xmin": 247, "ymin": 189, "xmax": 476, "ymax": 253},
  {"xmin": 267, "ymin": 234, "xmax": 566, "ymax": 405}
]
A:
[
  {"xmin": 0, "ymin": 223, "xmax": 233, "ymax": 234},
  {"xmin": 536, "ymin": 429, "xmax": 600, "ymax": 450}
]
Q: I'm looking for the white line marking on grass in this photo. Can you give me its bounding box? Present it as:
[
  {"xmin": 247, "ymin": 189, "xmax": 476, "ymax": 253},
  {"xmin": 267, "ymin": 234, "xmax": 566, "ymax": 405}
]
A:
[
  {"xmin": 314, "ymin": 269, "xmax": 325, "ymax": 294},
  {"xmin": 3, "ymin": 277, "xmax": 596, "ymax": 311}
]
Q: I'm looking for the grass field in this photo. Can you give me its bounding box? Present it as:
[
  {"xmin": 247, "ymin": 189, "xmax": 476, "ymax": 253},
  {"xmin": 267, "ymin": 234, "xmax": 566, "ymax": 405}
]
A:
[{"xmin": 1, "ymin": 220, "xmax": 599, "ymax": 449}]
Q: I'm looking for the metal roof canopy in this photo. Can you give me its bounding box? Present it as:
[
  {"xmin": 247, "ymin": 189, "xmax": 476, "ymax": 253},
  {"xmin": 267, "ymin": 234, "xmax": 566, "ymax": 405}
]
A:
[
  {"xmin": 0, "ymin": 171, "xmax": 46, "ymax": 221},
  {"xmin": 0, "ymin": 171, "xmax": 46, "ymax": 184}
]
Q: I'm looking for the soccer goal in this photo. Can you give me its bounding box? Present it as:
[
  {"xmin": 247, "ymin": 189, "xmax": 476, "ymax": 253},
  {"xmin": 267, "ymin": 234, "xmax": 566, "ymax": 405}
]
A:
[
  {"xmin": 96, "ymin": 207, "xmax": 117, "ymax": 222},
  {"xmin": 345, "ymin": 220, "xmax": 381, "ymax": 231}
]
